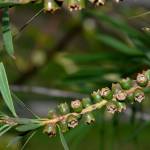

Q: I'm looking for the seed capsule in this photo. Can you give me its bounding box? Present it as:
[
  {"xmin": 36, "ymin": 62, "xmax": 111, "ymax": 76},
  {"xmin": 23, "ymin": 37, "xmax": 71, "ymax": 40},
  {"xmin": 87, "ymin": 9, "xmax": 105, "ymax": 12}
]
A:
[
  {"xmin": 58, "ymin": 102, "xmax": 70, "ymax": 115},
  {"xmin": 71, "ymin": 100, "xmax": 83, "ymax": 113},
  {"xmin": 136, "ymin": 73, "xmax": 148, "ymax": 87},
  {"xmin": 83, "ymin": 112, "xmax": 95, "ymax": 124},
  {"xmin": 43, "ymin": 123, "xmax": 56, "ymax": 137},
  {"xmin": 67, "ymin": 0, "xmax": 85, "ymax": 11},
  {"xmin": 106, "ymin": 102, "xmax": 118, "ymax": 114},
  {"xmin": 89, "ymin": 0, "xmax": 105, "ymax": 6},
  {"xmin": 91, "ymin": 90, "xmax": 102, "ymax": 103},
  {"xmin": 58, "ymin": 120, "xmax": 69, "ymax": 133},
  {"xmin": 115, "ymin": 90, "xmax": 127, "ymax": 102},
  {"xmin": 100, "ymin": 87, "xmax": 113, "ymax": 100},
  {"xmin": 119, "ymin": 78, "xmax": 132, "ymax": 90},
  {"xmin": 82, "ymin": 97, "xmax": 92, "ymax": 108},
  {"xmin": 134, "ymin": 90, "xmax": 145, "ymax": 103},
  {"xmin": 67, "ymin": 115, "xmax": 78, "ymax": 128}
]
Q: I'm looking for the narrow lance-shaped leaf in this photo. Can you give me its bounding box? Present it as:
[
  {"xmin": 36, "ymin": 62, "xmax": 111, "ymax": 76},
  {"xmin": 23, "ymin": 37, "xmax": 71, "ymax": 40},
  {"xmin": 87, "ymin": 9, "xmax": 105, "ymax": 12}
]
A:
[
  {"xmin": 58, "ymin": 125, "xmax": 69, "ymax": 150},
  {"xmin": 2, "ymin": 7, "xmax": 15, "ymax": 57},
  {"xmin": 0, "ymin": 62, "xmax": 17, "ymax": 117}
]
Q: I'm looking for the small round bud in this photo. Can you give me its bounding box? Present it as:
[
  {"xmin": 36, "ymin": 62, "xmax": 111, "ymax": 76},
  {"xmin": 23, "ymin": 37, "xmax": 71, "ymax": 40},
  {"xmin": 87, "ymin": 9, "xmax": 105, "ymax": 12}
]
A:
[
  {"xmin": 134, "ymin": 90, "xmax": 145, "ymax": 103},
  {"xmin": 136, "ymin": 73, "xmax": 148, "ymax": 87},
  {"xmin": 91, "ymin": 90, "xmax": 102, "ymax": 103},
  {"xmin": 83, "ymin": 112, "xmax": 95, "ymax": 125},
  {"xmin": 106, "ymin": 102, "xmax": 118, "ymax": 114},
  {"xmin": 58, "ymin": 120, "xmax": 69, "ymax": 133},
  {"xmin": 58, "ymin": 102, "xmax": 70, "ymax": 115},
  {"xmin": 43, "ymin": 123, "xmax": 56, "ymax": 137},
  {"xmin": 82, "ymin": 97, "xmax": 92, "ymax": 108},
  {"xmin": 115, "ymin": 90, "xmax": 127, "ymax": 102},
  {"xmin": 67, "ymin": 115, "xmax": 78, "ymax": 128},
  {"xmin": 116, "ymin": 102, "xmax": 126, "ymax": 112},
  {"xmin": 100, "ymin": 87, "xmax": 113, "ymax": 100},
  {"xmin": 71, "ymin": 100, "xmax": 83, "ymax": 113},
  {"xmin": 119, "ymin": 78, "xmax": 132, "ymax": 90}
]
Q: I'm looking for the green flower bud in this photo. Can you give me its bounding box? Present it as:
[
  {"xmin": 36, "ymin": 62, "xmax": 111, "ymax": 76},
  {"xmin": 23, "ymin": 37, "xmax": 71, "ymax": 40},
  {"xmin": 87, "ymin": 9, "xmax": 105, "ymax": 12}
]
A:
[
  {"xmin": 100, "ymin": 87, "xmax": 113, "ymax": 100},
  {"xmin": 83, "ymin": 112, "xmax": 95, "ymax": 125},
  {"xmin": 116, "ymin": 102, "xmax": 126, "ymax": 112},
  {"xmin": 58, "ymin": 120, "xmax": 69, "ymax": 133},
  {"xmin": 119, "ymin": 78, "xmax": 132, "ymax": 90},
  {"xmin": 71, "ymin": 100, "xmax": 83, "ymax": 113},
  {"xmin": 43, "ymin": 123, "xmax": 56, "ymax": 137},
  {"xmin": 145, "ymin": 69, "xmax": 150, "ymax": 81},
  {"xmin": 67, "ymin": 115, "xmax": 78, "ymax": 128},
  {"xmin": 48, "ymin": 109, "xmax": 57, "ymax": 119},
  {"xmin": 106, "ymin": 102, "xmax": 118, "ymax": 114},
  {"xmin": 67, "ymin": 0, "xmax": 85, "ymax": 11},
  {"xmin": 127, "ymin": 93, "xmax": 134, "ymax": 104},
  {"xmin": 115, "ymin": 90, "xmax": 127, "ymax": 102},
  {"xmin": 82, "ymin": 97, "xmax": 92, "ymax": 108},
  {"xmin": 58, "ymin": 102, "xmax": 70, "ymax": 115},
  {"xmin": 134, "ymin": 90, "xmax": 145, "ymax": 103},
  {"xmin": 89, "ymin": 0, "xmax": 105, "ymax": 6},
  {"xmin": 91, "ymin": 90, "xmax": 102, "ymax": 103},
  {"xmin": 44, "ymin": 0, "xmax": 60, "ymax": 13},
  {"xmin": 136, "ymin": 73, "xmax": 148, "ymax": 87}
]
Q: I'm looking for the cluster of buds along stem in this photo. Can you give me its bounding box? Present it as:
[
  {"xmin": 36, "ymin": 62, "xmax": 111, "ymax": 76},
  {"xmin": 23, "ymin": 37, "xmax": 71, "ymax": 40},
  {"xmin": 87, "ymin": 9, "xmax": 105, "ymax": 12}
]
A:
[
  {"xmin": 43, "ymin": 69, "xmax": 150, "ymax": 137},
  {"xmin": 43, "ymin": 0, "xmax": 123, "ymax": 12}
]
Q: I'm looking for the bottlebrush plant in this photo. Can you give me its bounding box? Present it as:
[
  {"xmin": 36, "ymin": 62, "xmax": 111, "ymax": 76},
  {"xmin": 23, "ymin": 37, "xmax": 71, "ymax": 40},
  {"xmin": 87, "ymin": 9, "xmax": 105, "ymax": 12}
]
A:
[{"xmin": 0, "ymin": 0, "xmax": 149, "ymax": 150}]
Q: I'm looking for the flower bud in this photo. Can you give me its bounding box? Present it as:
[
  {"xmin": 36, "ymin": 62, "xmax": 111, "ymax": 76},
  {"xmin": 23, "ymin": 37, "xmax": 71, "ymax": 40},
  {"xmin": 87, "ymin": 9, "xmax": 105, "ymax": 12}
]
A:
[
  {"xmin": 67, "ymin": 115, "xmax": 78, "ymax": 128},
  {"xmin": 106, "ymin": 102, "xmax": 118, "ymax": 114},
  {"xmin": 115, "ymin": 90, "xmax": 127, "ymax": 102},
  {"xmin": 71, "ymin": 100, "xmax": 83, "ymax": 113},
  {"xmin": 58, "ymin": 102, "xmax": 70, "ymax": 115},
  {"xmin": 119, "ymin": 78, "xmax": 132, "ymax": 90},
  {"xmin": 43, "ymin": 123, "xmax": 56, "ymax": 137},
  {"xmin": 136, "ymin": 73, "xmax": 148, "ymax": 87},
  {"xmin": 100, "ymin": 87, "xmax": 113, "ymax": 100},
  {"xmin": 91, "ymin": 90, "xmax": 102, "ymax": 103},
  {"xmin": 134, "ymin": 90, "xmax": 145, "ymax": 103},
  {"xmin": 58, "ymin": 120, "xmax": 69, "ymax": 133},
  {"xmin": 116, "ymin": 102, "xmax": 126, "ymax": 112},
  {"xmin": 83, "ymin": 112, "xmax": 95, "ymax": 124},
  {"xmin": 44, "ymin": 0, "xmax": 60, "ymax": 13},
  {"xmin": 82, "ymin": 97, "xmax": 92, "ymax": 108}
]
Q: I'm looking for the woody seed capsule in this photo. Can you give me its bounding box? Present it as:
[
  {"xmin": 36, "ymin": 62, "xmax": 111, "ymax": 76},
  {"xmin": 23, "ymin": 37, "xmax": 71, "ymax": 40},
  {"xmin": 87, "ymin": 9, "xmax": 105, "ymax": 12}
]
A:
[
  {"xmin": 43, "ymin": 123, "xmax": 56, "ymax": 137},
  {"xmin": 82, "ymin": 97, "xmax": 92, "ymax": 108},
  {"xmin": 116, "ymin": 90, "xmax": 127, "ymax": 102},
  {"xmin": 67, "ymin": 115, "xmax": 78, "ymax": 128},
  {"xmin": 58, "ymin": 102, "xmax": 70, "ymax": 115},
  {"xmin": 116, "ymin": 102, "xmax": 126, "ymax": 112},
  {"xmin": 100, "ymin": 87, "xmax": 113, "ymax": 100},
  {"xmin": 71, "ymin": 100, "xmax": 83, "ymax": 113},
  {"xmin": 136, "ymin": 73, "xmax": 148, "ymax": 87},
  {"xmin": 89, "ymin": 0, "xmax": 105, "ymax": 6},
  {"xmin": 83, "ymin": 112, "xmax": 95, "ymax": 125},
  {"xmin": 58, "ymin": 120, "xmax": 69, "ymax": 133},
  {"xmin": 134, "ymin": 90, "xmax": 145, "ymax": 103},
  {"xmin": 67, "ymin": 0, "xmax": 85, "ymax": 11},
  {"xmin": 106, "ymin": 102, "xmax": 118, "ymax": 114}
]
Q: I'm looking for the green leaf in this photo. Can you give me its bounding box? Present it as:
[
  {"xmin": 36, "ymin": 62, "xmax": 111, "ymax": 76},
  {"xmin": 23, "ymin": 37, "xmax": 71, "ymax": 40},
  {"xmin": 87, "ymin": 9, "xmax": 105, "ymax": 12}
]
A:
[
  {"xmin": 58, "ymin": 125, "xmax": 69, "ymax": 150},
  {"xmin": 16, "ymin": 123, "xmax": 42, "ymax": 132},
  {"xmin": 0, "ymin": 126, "xmax": 12, "ymax": 137},
  {"xmin": 2, "ymin": 7, "xmax": 14, "ymax": 57},
  {"xmin": 0, "ymin": 62, "xmax": 17, "ymax": 117}
]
